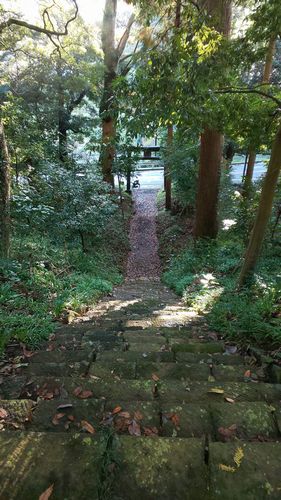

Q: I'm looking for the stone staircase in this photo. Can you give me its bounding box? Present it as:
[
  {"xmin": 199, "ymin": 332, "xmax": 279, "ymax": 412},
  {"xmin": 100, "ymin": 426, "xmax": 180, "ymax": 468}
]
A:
[{"xmin": 0, "ymin": 281, "xmax": 281, "ymax": 499}]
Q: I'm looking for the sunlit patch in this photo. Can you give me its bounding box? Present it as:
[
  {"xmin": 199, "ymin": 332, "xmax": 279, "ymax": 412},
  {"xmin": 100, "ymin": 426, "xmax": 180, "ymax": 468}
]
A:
[{"xmin": 222, "ymin": 219, "xmax": 236, "ymax": 230}]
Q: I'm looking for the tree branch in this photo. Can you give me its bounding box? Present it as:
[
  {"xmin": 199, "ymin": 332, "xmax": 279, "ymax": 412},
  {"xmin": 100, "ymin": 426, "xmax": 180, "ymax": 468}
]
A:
[
  {"xmin": 0, "ymin": 0, "xmax": 78, "ymax": 36},
  {"xmin": 116, "ymin": 13, "xmax": 135, "ymax": 59},
  {"xmin": 215, "ymin": 87, "xmax": 281, "ymax": 107}
]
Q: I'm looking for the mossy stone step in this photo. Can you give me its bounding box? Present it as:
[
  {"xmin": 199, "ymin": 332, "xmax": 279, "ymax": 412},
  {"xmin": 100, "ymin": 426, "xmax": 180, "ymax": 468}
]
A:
[
  {"xmin": 23, "ymin": 361, "xmax": 90, "ymax": 377},
  {"xmin": 104, "ymin": 400, "xmax": 160, "ymax": 432},
  {"xmin": 209, "ymin": 442, "xmax": 281, "ymax": 499},
  {"xmin": 135, "ymin": 361, "xmax": 210, "ymax": 381},
  {"xmin": 122, "ymin": 333, "xmax": 166, "ymax": 344},
  {"xmin": 30, "ymin": 399, "xmax": 105, "ymax": 432},
  {"xmin": 89, "ymin": 361, "xmax": 137, "ymax": 379},
  {"xmin": 28, "ymin": 349, "xmax": 94, "ymax": 365},
  {"xmin": 175, "ymin": 352, "xmax": 244, "ymax": 365},
  {"xmin": 111, "ymin": 436, "xmax": 207, "ymax": 500},
  {"xmin": 210, "ymin": 402, "xmax": 278, "ymax": 440},
  {"xmin": 172, "ymin": 342, "xmax": 224, "ymax": 354},
  {"xmin": 160, "ymin": 403, "xmax": 212, "ymax": 438},
  {"xmin": 97, "ymin": 350, "xmax": 175, "ymax": 363},
  {"xmin": 127, "ymin": 343, "xmax": 169, "ymax": 352},
  {"xmin": 0, "ymin": 432, "xmax": 104, "ymax": 500},
  {"xmin": 212, "ymin": 365, "xmax": 265, "ymax": 382}
]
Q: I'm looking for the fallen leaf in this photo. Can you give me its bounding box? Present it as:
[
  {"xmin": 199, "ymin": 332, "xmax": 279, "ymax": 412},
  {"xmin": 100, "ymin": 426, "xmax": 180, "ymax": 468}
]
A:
[
  {"xmin": 143, "ymin": 426, "xmax": 158, "ymax": 436},
  {"xmin": 118, "ymin": 411, "xmax": 131, "ymax": 419},
  {"xmin": 244, "ymin": 370, "xmax": 251, "ymax": 378},
  {"xmin": 219, "ymin": 463, "xmax": 236, "ymax": 473},
  {"xmin": 57, "ymin": 403, "xmax": 73, "ymax": 411},
  {"xmin": 112, "ymin": 406, "xmax": 122, "ymax": 415},
  {"xmin": 39, "ymin": 483, "xmax": 54, "ymax": 500},
  {"xmin": 224, "ymin": 397, "xmax": 235, "ymax": 404},
  {"xmin": 134, "ymin": 410, "xmax": 143, "ymax": 421},
  {"xmin": 78, "ymin": 390, "xmax": 93, "ymax": 399},
  {"xmin": 21, "ymin": 344, "xmax": 35, "ymax": 358},
  {"xmin": 152, "ymin": 373, "xmax": 160, "ymax": 382},
  {"xmin": 170, "ymin": 413, "xmax": 180, "ymax": 429},
  {"xmin": 46, "ymin": 344, "xmax": 55, "ymax": 352},
  {"xmin": 128, "ymin": 419, "xmax": 141, "ymax": 436},
  {"xmin": 0, "ymin": 408, "xmax": 8, "ymax": 419},
  {"xmin": 81, "ymin": 420, "xmax": 95, "ymax": 434},
  {"xmin": 218, "ymin": 424, "xmax": 237, "ymax": 441},
  {"xmin": 52, "ymin": 413, "xmax": 65, "ymax": 425},
  {"xmin": 73, "ymin": 387, "xmax": 82, "ymax": 397},
  {"xmin": 208, "ymin": 375, "xmax": 216, "ymax": 382},
  {"xmin": 68, "ymin": 415, "xmax": 75, "ymax": 422},
  {"xmin": 208, "ymin": 388, "xmax": 224, "ymax": 394},
  {"xmin": 234, "ymin": 447, "xmax": 244, "ymax": 468}
]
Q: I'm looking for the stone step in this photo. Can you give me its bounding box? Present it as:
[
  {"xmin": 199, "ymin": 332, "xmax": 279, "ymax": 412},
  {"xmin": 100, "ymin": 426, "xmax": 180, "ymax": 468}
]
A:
[
  {"xmin": 209, "ymin": 441, "xmax": 281, "ymax": 499},
  {"xmin": 2, "ymin": 376, "xmax": 280, "ymax": 405},
  {"xmin": 0, "ymin": 432, "xmax": 104, "ymax": 499},
  {"xmin": 175, "ymin": 352, "xmax": 245, "ymax": 365},
  {"xmin": 172, "ymin": 342, "xmax": 224, "ymax": 354},
  {"xmin": 111, "ymin": 436, "xmax": 207, "ymax": 500},
  {"xmin": 97, "ymin": 350, "xmax": 175, "ymax": 363},
  {"xmin": 23, "ymin": 360, "xmax": 90, "ymax": 377},
  {"xmin": 28, "ymin": 349, "xmax": 94, "ymax": 365}
]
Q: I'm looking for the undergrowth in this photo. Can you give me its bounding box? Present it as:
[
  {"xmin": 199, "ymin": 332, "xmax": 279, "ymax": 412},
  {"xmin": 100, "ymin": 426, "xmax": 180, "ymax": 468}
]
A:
[
  {"xmin": 0, "ymin": 226, "xmax": 129, "ymax": 353},
  {"xmin": 161, "ymin": 177, "xmax": 281, "ymax": 347}
]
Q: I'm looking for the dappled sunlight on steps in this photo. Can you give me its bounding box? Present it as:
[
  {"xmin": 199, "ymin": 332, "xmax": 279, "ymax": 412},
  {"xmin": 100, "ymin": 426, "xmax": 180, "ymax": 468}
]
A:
[{"xmin": 0, "ymin": 281, "xmax": 281, "ymax": 499}]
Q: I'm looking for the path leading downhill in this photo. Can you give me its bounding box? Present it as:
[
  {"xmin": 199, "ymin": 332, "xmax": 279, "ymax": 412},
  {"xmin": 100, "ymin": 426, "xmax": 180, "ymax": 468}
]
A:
[
  {"xmin": 126, "ymin": 189, "xmax": 161, "ymax": 280},
  {"xmin": 0, "ymin": 191, "xmax": 281, "ymax": 499}
]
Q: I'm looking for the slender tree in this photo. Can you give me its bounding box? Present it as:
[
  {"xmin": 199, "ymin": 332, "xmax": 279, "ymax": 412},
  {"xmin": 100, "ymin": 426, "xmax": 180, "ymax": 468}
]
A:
[
  {"xmin": 194, "ymin": 0, "xmax": 232, "ymax": 239},
  {"xmin": 239, "ymin": 120, "xmax": 281, "ymax": 286},
  {"xmin": 100, "ymin": 0, "xmax": 134, "ymax": 185},
  {"xmin": 243, "ymin": 36, "xmax": 276, "ymax": 195}
]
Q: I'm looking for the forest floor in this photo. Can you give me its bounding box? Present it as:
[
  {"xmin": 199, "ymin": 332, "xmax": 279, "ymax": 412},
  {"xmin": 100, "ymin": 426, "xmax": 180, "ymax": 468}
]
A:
[{"xmin": 0, "ymin": 190, "xmax": 281, "ymax": 499}]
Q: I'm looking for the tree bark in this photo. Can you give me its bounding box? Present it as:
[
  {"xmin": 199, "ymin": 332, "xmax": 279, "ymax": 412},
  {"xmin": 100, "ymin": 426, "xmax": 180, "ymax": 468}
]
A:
[
  {"xmin": 194, "ymin": 0, "xmax": 232, "ymax": 239},
  {"xmin": 243, "ymin": 149, "xmax": 256, "ymax": 194},
  {"xmin": 238, "ymin": 121, "xmax": 281, "ymax": 287},
  {"xmin": 194, "ymin": 129, "xmax": 223, "ymax": 239},
  {"xmin": 165, "ymin": 124, "xmax": 173, "ymax": 210},
  {"xmin": 99, "ymin": 0, "xmax": 134, "ymax": 185},
  {"xmin": 0, "ymin": 120, "xmax": 11, "ymax": 258}
]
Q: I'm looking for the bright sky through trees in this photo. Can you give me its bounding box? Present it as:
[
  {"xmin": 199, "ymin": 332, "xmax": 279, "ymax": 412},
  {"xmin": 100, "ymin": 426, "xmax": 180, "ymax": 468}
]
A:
[{"xmin": 2, "ymin": 0, "xmax": 133, "ymax": 25}]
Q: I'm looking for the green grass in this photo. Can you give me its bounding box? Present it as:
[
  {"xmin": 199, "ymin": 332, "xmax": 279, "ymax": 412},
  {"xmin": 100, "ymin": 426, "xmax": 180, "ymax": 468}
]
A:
[
  {"xmin": 0, "ymin": 230, "xmax": 128, "ymax": 353},
  {"xmin": 163, "ymin": 236, "xmax": 281, "ymax": 347}
]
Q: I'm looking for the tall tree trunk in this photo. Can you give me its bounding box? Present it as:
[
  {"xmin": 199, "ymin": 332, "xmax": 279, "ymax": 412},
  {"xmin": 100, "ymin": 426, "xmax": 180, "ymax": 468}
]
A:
[
  {"xmin": 194, "ymin": 129, "xmax": 223, "ymax": 239},
  {"xmin": 243, "ymin": 36, "xmax": 276, "ymax": 194},
  {"xmin": 100, "ymin": 0, "xmax": 117, "ymax": 185},
  {"xmin": 194, "ymin": 0, "xmax": 232, "ymax": 239},
  {"xmin": 99, "ymin": 0, "xmax": 134, "ymax": 186},
  {"xmin": 0, "ymin": 120, "xmax": 11, "ymax": 258},
  {"xmin": 239, "ymin": 121, "xmax": 281, "ymax": 287},
  {"xmin": 165, "ymin": 124, "xmax": 173, "ymax": 210}
]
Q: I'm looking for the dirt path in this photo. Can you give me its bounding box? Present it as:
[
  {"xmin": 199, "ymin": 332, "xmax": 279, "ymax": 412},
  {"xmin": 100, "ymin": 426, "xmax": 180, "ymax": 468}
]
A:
[{"xmin": 126, "ymin": 189, "xmax": 161, "ymax": 280}]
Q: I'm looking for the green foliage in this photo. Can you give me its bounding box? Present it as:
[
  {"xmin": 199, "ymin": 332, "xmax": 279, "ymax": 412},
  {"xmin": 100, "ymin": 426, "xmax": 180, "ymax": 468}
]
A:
[{"xmin": 0, "ymin": 227, "xmax": 127, "ymax": 352}]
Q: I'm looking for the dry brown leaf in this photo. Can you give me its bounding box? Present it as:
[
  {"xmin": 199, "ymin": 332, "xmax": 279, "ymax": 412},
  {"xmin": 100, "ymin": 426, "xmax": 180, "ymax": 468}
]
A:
[
  {"xmin": 134, "ymin": 410, "xmax": 143, "ymax": 421},
  {"xmin": 68, "ymin": 415, "xmax": 75, "ymax": 422},
  {"xmin": 152, "ymin": 373, "xmax": 160, "ymax": 382},
  {"xmin": 244, "ymin": 370, "xmax": 251, "ymax": 378},
  {"xmin": 78, "ymin": 390, "xmax": 93, "ymax": 399},
  {"xmin": 143, "ymin": 426, "xmax": 159, "ymax": 436},
  {"xmin": 22, "ymin": 345, "xmax": 35, "ymax": 358},
  {"xmin": 39, "ymin": 483, "xmax": 54, "ymax": 500},
  {"xmin": 52, "ymin": 413, "xmax": 65, "ymax": 425},
  {"xmin": 81, "ymin": 420, "xmax": 95, "ymax": 434},
  {"xmin": 0, "ymin": 408, "xmax": 8, "ymax": 419},
  {"xmin": 170, "ymin": 413, "xmax": 180, "ymax": 428},
  {"xmin": 112, "ymin": 406, "xmax": 122, "ymax": 415},
  {"xmin": 218, "ymin": 424, "xmax": 237, "ymax": 441},
  {"xmin": 118, "ymin": 411, "xmax": 131, "ymax": 419},
  {"xmin": 73, "ymin": 386, "xmax": 82, "ymax": 397},
  {"xmin": 128, "ymin": 419, "xmax": 141, "ymax": 436}
]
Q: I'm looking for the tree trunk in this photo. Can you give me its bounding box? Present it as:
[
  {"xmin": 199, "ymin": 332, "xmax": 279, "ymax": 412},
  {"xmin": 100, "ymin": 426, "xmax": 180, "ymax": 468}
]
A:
[
  {"xmin": 194, "ymin": 129, "xmax": 223, "ymax": 239},
  {"xmin": 0, "ymin": 119, "xmax": 11, "ymax": 258},
  {"xmin": 194, "ymin": 0, "xmax": 232, "ymax": 239},
  {"xmin": 101, "ymin": 118, "xmax": 115, "ymax": 185},
  {"xmin": 243, "ymin": 37, "xmax": 276, "ymax": 194},
  {"xmin": 165, "ymin": 124, "xmax": 173, "ymax": 210},
  {"xmin": 238, "ymin": 122, "xmax": 281, "ymax": 287}
]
